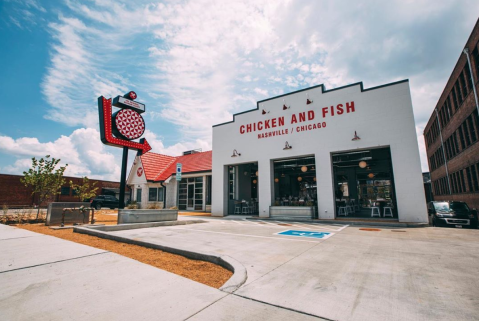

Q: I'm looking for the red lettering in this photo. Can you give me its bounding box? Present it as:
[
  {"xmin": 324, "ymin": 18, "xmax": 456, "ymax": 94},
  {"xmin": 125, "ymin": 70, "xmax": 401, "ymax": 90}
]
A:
[
  {"xmin": 299, "ymin": 112, "xmax": 306, "ymax": 122},
  {"xmin": 308, "ymin": 110, "xmax": 314, "ymax": 120},
  {"xmin": 337, "ymin": 104, "xmax": 344, "ymax": 115},
  {"xmin": 258, "ymin": 134, "xmax": 261, "ymax": 139},
  {"xmin": 253, "ymin": 122, "xmax": 256, "ymax": 131},
  {"xmin": 265, "ymin": 120, "xmax": 270, "ymax": 129},
  {"xmin": 291, "ymin": 114, "xmax": 298, "ymax": 124},
  {"xmin": 308, "ymin": 124, "xmax": 312, "ymax": 130},
  {"xmin": 322, "ymin": 122, "xmax": 326, "ymax": 127},
  {"xmin": 272, "ymin": 118, "xmax": 277, "ymax": 128},
  {"xmin": 346, "ymin": 101, "xmax": 355, "ymax": 113},
  {"xmin": 247, "ymin": 124, "xmax": 252, "ymax": 133},
  {"xmin": 279, "ymin": 117, "xmax": 285, "ymax": 126},
  {"xmin": 258, "ymin": 121, "xmax": 263, "ymax": 130},
  {"xmin": 240, "ymin": 125, "xmax": 245, "ymax": 134},
  {"xmin": 322, "ymin": 107, "xmax": 328, "ymax": 118}
]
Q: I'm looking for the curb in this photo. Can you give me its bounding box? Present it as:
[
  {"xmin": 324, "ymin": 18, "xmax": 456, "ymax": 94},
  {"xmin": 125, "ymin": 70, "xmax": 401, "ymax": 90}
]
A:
[
  {"xmin": 73, "ymin": 225, "xmax": 247, "ymax": 293},
  {"xmin": 248, "ymin": 217, "xmax": 429, "ymax": 228}
]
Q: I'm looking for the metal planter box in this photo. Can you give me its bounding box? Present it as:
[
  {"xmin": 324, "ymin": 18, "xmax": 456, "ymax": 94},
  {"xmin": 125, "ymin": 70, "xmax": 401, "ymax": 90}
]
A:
[
  {"xmin": 118, "ymin": 209, "xmax": 178, "ymax": 224},
  {"xmin": 46, "ymin": 202, "xmax": 92, "ymax": 226},
  {"xmin": 269, "ymin": 206, "xmax": 315, "ymax": 220}
]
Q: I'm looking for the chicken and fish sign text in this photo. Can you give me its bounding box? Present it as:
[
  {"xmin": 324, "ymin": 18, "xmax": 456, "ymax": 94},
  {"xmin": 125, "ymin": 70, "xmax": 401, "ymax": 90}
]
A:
[{"xmin": 239, "ymin": 101, "xmax": 356, "ymax": 139}]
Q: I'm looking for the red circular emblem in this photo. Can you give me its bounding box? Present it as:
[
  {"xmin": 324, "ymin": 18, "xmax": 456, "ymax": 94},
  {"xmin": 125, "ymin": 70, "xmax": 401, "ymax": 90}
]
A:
[
  {"xmin": 114, "ymin": 109, "xmax": 145, "ymax": 140},
  {"xmin": 137, "ymin": 167, "xmax": 143, "ymax": 177},
  {"xmin": 129, "ymin": 91, "xmax": 137, "ymax": 100}
]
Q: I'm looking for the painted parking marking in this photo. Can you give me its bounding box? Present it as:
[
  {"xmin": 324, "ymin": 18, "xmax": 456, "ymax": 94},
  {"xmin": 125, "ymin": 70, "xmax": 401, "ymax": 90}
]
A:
[
  {"xmin": 172, "ymin": 227, "xmax": 320, "ymax": 243},
  {"xmin": 276, "ymin": 230, "xmax": 334, "ymax": 239}
]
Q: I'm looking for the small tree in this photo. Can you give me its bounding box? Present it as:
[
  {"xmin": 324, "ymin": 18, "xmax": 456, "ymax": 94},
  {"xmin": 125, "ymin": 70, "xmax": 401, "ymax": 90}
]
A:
[
  {"xmin": 21, "ymin": 155, "xmax": 68, "ymax": 219},
  {"xmin": 70, "ymin": 177, "xmax": 99, "ymax": 202}
]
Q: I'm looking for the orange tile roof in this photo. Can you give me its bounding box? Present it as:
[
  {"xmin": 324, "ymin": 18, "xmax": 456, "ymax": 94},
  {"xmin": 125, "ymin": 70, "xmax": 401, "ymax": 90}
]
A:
[
  {"xmin": 140, "ymin": 151, "xmax": 212, "ymax": 182},
  {"xmin": 139, "ymin": 152, "xmax": 176, "ymax": 181}
]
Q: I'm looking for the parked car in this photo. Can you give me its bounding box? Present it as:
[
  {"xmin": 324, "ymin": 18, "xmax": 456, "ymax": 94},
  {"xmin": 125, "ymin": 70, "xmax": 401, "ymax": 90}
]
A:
[
  {"xmin": 90, "ymin": 195, "xmax": 119, "ymax": 210},
  {"xmin": 428, "ymin": 201, "xmax": 478, "ymax": 229}
]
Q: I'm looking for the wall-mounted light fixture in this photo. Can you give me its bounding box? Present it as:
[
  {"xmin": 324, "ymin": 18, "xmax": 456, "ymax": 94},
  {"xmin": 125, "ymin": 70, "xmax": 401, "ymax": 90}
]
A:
[
  {"xmin": 274, "ymin": 178, "xmax": 279, "ymax": 183},
  {"xmin": 283, "ymin": 99, "xmax": 290, "ymax": 110},
  {"xmin": 306, "ymin": 93, "xmax": 313, "ymax": 105},
  {"xmin": 368, "ymin": 173, "xmax": 375, "ymax": 179},
  {"xmin": 231, "ymin": 149, "xmax": 241, "ymax": 157},
  {"xmin": 301, "ymin": 166, "xmax": 308, "ymax": 172},
  {"xmin": 352, "ymin": 131, "xmax": 361, "ymax": 141},
  {"xmin": 283, "ymin": 141, "xmax": 292, "ymax": 150},
  {"xmin": 297, "ymin": 176, "xmax": 303, "ymax": 182},
  {"xmin": 359, "ymin": 161, "xmax": 367, "ymax": 168},
  {"xmin": 253, "ymin": 179, "xmax": 257, "ymax": 184}
]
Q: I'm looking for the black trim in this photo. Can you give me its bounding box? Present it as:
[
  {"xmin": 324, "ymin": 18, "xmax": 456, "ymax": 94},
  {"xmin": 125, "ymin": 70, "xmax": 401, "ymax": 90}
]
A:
[{"xmin": 212, "ymin": 79, "xmax": 409, "ymax": 128}]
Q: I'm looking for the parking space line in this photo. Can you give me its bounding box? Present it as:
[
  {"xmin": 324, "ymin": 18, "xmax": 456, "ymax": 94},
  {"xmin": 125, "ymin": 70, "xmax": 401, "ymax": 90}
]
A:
[{"xmin": 172, "ymin": 227, "xmax": 320, "ymax": 243}]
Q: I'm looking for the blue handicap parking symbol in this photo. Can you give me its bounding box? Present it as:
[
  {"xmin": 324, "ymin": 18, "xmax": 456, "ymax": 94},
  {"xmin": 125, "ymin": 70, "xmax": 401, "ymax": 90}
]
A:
[{"xmin": 277, "ymin": 230, "xmax": 331, "ymax": 239}]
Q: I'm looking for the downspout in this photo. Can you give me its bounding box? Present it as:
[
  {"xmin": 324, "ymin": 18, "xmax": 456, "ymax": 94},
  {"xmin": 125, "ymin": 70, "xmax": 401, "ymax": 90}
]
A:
[
  {"xmin": 435, "ymin": 108, "xmax": 452, "ymax": 194},
  {"xmin": 463, "ymin": 48, "xmax": 479, "ymax": 121},
  {"xmin": 160, "ymin": 182, "xmax": 166, "ymax": 209}
]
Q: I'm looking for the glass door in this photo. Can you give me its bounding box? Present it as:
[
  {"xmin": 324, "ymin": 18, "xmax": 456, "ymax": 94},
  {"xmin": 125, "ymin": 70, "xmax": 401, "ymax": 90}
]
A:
[{"xmin": 187, "ymin": 183, "xmax": 194, "ymax": 210}]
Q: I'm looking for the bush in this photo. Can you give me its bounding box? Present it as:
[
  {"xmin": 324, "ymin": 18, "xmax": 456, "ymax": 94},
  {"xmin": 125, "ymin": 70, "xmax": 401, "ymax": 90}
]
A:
[{"xmin": 147, "ymin": 203, "xmax": 161, "ymax": 209}]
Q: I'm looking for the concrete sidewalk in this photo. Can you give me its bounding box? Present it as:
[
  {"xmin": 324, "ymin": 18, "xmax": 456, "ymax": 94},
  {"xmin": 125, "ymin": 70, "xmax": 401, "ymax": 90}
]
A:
[
  {"xmin": 0, "ymin": 224, "xmax": 324, "ymax": 321},
  {"xmin": 100, "ymin": 218, "xmax": 479, "ymax": 321}
]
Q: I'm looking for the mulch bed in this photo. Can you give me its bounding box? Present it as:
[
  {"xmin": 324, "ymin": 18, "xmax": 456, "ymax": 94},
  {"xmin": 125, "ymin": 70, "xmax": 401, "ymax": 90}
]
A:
[{"xmin": 15, "ymin": 219, "xmax": 232, "ymax": 289}]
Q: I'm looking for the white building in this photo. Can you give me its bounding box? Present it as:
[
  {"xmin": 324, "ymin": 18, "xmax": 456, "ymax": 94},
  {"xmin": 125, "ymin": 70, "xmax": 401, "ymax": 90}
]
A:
[
  {"xmin": 212, "ymin": 80, "xmax": 428, "ymax": 222},
  {"xmin": 127, "ymin": 150, "xmax": 212, "ymax": 211}
]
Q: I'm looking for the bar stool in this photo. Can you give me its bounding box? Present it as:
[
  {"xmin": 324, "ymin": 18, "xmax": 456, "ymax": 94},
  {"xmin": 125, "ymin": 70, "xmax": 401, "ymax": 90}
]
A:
[
  {"xmin": 383, "ymin": 207, "xmax": 393, "ymax": 217},
  {"xmin": 338, "ymin": 207, "xmax": 347, "ymax": 216},
  {"xmin": 346, "ymin": 205, "xmax": 354, "ymax": 214},
  {"xmin": 242, "ymin": 201, "xmax": 250, "ymax": 214},
  {"xmin": 371, "ymin": 207, "xmax": 381, "ymax": 217},
  {"xmin": 350, "ymin": 199, "xmax": 360, "ymax": 212},
  {"xmin": 234, "ymin": 202, "xmax": 241, "ymax": 214}
]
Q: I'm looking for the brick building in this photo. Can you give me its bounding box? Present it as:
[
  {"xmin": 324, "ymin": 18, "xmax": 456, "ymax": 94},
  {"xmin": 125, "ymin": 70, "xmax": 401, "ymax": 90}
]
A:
[
  {"xmin": 423, "ymin": 19, "xmax": 479, "ymax": 210},
  {"xmin": 0, "ymin": 174, "xmax": 127, "ymax": 207}
]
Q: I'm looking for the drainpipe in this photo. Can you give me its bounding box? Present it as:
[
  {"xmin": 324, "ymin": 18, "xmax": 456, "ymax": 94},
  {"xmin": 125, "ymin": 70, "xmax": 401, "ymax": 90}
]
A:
[
  {"xmin": 160, "ymin": 182, "xmax": 166, "ymax": 209},
  {"xmin": 435, "ymin": 108, "xmax": 452, "ymax": 194},
  {"xmin": 463, "ymin": 48, "xmax": 479, "ymax": 120}
]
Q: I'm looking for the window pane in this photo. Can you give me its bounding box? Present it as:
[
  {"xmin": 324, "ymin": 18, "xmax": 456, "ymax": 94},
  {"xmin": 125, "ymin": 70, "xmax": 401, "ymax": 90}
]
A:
[
  {"xmin": 158, "ymin": 188, "xmax": 164, "ymax": 201},
  {"xmin": 148, "ymin": 188, "xmax": 158, "ymax": 202},
  {"xmin": 136, "ymin": 189, "xmax": 142, "ymax": 202},
  {"xmin": 61, "ymin": 187, "xmax": 70, "ymax": 196}
]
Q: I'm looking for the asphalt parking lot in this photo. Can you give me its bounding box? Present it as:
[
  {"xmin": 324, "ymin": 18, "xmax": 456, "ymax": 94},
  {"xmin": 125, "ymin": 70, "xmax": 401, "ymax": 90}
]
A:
[{"xmin": 106, "ymin": 217, "xmax": 479, "ymax": 321}]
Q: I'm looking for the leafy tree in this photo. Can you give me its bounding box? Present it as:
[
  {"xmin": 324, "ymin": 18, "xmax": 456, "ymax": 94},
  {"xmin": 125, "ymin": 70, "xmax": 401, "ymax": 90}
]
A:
[
  {"xmin": 21, "ymin": 155, "xmax": 68, "ymax": 219},
  {"xmin": 70, "ymin": 177, "xmax": 99, "ymax": 202}
]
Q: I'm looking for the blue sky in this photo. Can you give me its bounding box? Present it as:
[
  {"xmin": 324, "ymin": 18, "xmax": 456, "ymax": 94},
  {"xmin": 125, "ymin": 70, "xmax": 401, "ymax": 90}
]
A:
[{"xmin": 0, "ymin": 0, "xmax": 478, "ymax": 180}]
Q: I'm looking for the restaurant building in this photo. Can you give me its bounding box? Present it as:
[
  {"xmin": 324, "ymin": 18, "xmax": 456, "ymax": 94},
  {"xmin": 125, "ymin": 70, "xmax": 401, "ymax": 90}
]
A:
[
  {"xmin": 127, "ymin": 150, "xmax": 212, "ymax": 211},
  {"xmin": 212, "ymin": 80, "xmax": 428, "ymax": 222},
  {"xmin": 423, "ymin": 19, "xmax": 479, "ymax": 210}
]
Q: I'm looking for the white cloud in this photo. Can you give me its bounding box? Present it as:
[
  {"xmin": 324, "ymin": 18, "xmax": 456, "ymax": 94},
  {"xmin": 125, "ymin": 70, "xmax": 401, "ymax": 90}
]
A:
[
  {"xmin": 0, "ymin": 128, "xmax": 123, "ymax": 180},
  {"xmin": 4, "ymin": 0, "xmax": 479, "ymax": 177}
]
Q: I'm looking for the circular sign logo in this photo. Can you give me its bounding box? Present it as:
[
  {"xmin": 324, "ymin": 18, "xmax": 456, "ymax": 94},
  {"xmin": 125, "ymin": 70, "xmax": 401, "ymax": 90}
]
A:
[
  {"xmin": 114, "ymin": 109, "xmax": 145, "ymax": 140},
  {"xmin": 137, "ymin": 167, "xmax": 143, "ymax": 177},
  {"xmin": 128, "ymin": 91, "xmax": 137, "ymax": 100}
]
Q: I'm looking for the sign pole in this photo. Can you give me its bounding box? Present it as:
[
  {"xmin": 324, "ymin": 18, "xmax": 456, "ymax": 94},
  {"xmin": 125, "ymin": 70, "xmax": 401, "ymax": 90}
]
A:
[{"xmin": 119, "ymin": 146, "xmax": 128, "ymax": 209}]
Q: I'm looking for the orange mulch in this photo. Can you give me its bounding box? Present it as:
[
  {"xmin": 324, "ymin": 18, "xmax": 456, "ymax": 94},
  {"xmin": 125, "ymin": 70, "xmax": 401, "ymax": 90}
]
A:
[
  {"xmin": 178, "ymin": 211, "xmax": 211, "ymax": 217},
  {"xmin": 16, "ymin": 223, "xmax": 232, "ymax": 289}
]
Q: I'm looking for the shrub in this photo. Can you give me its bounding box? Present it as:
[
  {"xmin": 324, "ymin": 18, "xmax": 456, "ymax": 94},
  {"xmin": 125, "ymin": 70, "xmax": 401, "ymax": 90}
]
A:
[{"xmin": 147, "ymin": 203, "xmax": 161, "ymax": 209}]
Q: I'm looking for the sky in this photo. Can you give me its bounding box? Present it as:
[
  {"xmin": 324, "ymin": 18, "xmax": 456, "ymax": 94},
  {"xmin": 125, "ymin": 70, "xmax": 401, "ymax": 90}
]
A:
[{"xmin": 0, "ymin": 0, "xmax": 478, "ymax": 181}]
